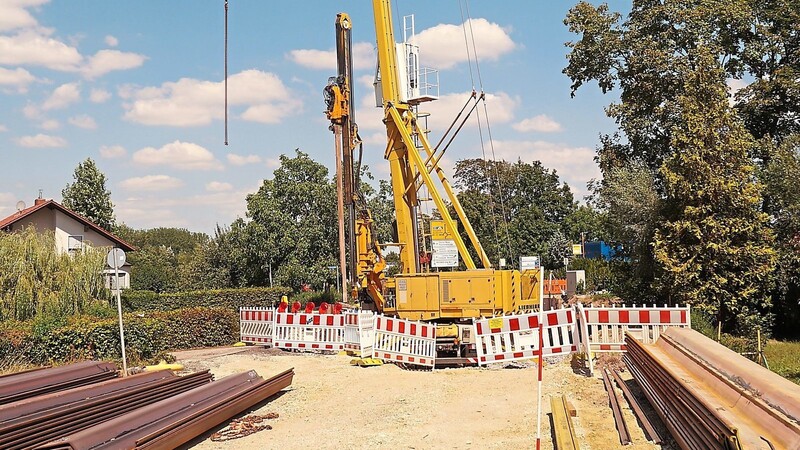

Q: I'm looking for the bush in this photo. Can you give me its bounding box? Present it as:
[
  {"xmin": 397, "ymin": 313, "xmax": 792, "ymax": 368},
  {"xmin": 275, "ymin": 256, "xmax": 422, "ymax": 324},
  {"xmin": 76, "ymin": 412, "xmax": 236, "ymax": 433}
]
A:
[
  {"xmin": 0, "ymin": 307, "xmax": 239, "ymax": 366},
  {"xmin": 121, "ymin": 286, "xmax": 291, "ymax": 312}
]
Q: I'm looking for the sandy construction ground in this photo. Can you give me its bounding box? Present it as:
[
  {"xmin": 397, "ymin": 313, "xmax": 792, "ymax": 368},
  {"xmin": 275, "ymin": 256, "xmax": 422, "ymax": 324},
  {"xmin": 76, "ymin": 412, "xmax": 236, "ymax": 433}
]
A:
[{"xmin": 174, "ymin": 347, "xmax": 676, "ymax": 450}]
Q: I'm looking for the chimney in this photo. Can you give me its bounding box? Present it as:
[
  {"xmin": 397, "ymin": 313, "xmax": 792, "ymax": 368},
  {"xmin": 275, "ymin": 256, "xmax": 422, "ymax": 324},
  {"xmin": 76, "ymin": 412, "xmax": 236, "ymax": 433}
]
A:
[{"xmin": 34, "ymin": 190, "xmax": 46, "ymax": 206}]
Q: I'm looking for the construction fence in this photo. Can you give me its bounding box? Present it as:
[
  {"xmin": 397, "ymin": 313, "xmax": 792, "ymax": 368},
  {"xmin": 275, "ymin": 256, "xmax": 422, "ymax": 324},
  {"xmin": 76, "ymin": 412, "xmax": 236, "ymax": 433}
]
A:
[{"xmin": 239, "ymin": 303, "xmax": 690, "ymax": 370}]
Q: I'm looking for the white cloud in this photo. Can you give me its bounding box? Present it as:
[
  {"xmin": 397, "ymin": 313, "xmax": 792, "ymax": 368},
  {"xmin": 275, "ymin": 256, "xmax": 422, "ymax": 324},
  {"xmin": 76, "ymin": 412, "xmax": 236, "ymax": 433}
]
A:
[
  {"xmin": 226, "ymin": 153, "xmax": 262, "ymax": 166},
  {"xmin": 120, "ymin": 175, "xmax": 184, "ymax": 191},
  {"xmin": 15, "ymin": 133, "xmax": 66, "ymax": 148},
  {"xmin": 0, "ymin": 0, "xmax": 47, "ymax": 32},
  {"xmin": 122, "ymin": 69, "xmax": 300, "ymax": 127},
  {"xmin": 412, "ymin": 18, "xmax": 516, "ymax": 70},
  {"xmin": 205, "ymin": 181, "xmax": 232, "ymax": 192},
  {"xmin": 42, "ymin": 82, "xmax": 80, "ymax": 110},
  {"xmin": 22, "ymin": 103, "xmax": 40, "ymax": 119},
  {"xmin": 0, "ymin": 67, "xmax": 36, "ymax": 91},
  {"xmin": 81, "ymin": 49, "xmax": 146, "ymax": 79},
  {"xmin": 68, "ymin": 114, "xmax": 97, "ymax": 129},
  {"xmin": 492, "ymin": 139, "xmax": 599, "ymax": 200},
  {"xmin": 104, "ymin": 35, "xmax": 118, "ymax": 47},
  {"xmin": 132, "ymin": 140, "xmax": 222, "ymax": 170},
  {"xmin": 0, "ymin": 31, "xmax": 82, "ymax": 71},
  {"xmin": 39, "ymin": 119, "xmax": 59, "ymax": 130},
  {"xmin": 0, "ymin": 191, "xmax": 15, "ymax": 216},
  {"xmin": 288, "ymin": 42, "xmax": 375, "ymax": 71},
  {"xmin": 0, "ymin": 124, "xmax": 7, "ymax": 132},
  {"xmin": 89, "ymin": 88, "xmax": 111, "ymax": 103},
  {"xmin": 100, "ymin": 144, "xmax": 126, "ymax": 158},
  {"xmin": 513, "ymin": 114, "xmax": 563, "ymax": 133}
]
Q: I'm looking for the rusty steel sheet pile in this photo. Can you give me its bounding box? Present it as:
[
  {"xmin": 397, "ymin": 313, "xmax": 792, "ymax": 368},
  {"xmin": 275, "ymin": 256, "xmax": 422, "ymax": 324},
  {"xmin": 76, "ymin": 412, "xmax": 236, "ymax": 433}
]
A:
[
  {"xmin": 0, "ymin": 361, "xmax": 118, "ymax": 406},
  {"xmin": 38, "ymin": 368, "xmax": 294, "ymax": 450},
  {"xmin": 0, "ymin": 369, "xmax": 213, "ymax": 450},
  {"xmin": 624, "ymin": 327, "xmax": 800, "ymax": 450}
]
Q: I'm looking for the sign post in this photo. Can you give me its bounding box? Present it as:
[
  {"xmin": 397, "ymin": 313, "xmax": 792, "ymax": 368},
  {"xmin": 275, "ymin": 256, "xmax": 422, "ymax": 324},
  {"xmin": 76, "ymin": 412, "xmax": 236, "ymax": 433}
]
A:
[{"xmin": 107, "ymin": 248, "xmax": 128, "ymax": 377}]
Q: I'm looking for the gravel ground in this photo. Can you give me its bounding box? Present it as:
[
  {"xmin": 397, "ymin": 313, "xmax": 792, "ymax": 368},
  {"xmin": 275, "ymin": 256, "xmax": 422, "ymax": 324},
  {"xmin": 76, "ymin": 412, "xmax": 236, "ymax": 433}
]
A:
[{"xmin": 173, "ymin": 347, "xmax": 676, "ymax": 450}]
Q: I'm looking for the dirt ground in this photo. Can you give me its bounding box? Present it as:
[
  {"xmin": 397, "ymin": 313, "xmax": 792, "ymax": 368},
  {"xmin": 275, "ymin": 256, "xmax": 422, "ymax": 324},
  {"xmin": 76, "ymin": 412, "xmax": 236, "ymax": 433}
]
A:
[{"xmin": 174, "ymin": 347, "xmax": 677, "ymax": 450}]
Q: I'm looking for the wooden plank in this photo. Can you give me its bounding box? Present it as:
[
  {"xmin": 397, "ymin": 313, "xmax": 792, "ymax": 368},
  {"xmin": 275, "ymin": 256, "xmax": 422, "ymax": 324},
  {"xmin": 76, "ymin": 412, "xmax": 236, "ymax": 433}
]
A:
[{"xmin": 550, "ymin": 394, "xmax": 579, "ymax": 450}]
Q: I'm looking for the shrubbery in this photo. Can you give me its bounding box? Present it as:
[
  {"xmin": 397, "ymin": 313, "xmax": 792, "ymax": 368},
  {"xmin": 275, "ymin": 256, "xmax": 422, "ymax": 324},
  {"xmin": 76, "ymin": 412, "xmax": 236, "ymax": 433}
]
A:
[
  {"xmin": 0, "ymin": 307, "xmax": 238, "ymax": 368},
  {"xmin": 121, "ymin": 286, "xmax": 291, "ymax": 312}
]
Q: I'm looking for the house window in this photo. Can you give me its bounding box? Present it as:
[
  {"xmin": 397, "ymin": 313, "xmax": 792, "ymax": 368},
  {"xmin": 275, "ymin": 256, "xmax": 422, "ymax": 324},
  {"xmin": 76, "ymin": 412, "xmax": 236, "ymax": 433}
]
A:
[{"xmin": 68, "ymin": 235, "xmax": 83, "ymax": 252}]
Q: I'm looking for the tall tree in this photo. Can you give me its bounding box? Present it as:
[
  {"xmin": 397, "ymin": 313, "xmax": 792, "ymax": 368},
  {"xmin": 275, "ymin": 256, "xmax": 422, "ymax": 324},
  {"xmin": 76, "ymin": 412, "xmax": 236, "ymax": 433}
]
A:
[
  {"xmin": 453, "ymin": 158, "xmax": 576, "ymax": 269},
  {"xmin": 243, "ymin": 150, "xmax": 338, "ymax": 289},
  {"xmin": 62, "ymin": 158, "xmax": 115, "ymax": 231},
  {"xmin": 652, "ymin": 49, "xmax": 775, "ymax": 334}
]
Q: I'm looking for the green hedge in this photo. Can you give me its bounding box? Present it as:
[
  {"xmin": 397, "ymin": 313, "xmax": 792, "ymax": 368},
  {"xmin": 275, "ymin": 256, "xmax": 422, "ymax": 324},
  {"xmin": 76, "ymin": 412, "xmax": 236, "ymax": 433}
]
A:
[
  {"xmin": 0, "ymin": 307, "xmax": 239, "ymax": 368},
  {"xmin": 121, "ymin": 286, "xmax": 291, "ymax": 312}
]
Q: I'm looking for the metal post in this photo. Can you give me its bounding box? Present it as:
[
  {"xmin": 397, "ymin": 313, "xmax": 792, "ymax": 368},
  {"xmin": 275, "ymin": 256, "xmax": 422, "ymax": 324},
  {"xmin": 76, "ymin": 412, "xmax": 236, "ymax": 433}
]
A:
[
  {"xmin": 536, "ymin": 263, "xmax": 544, "ymax": 450},
  {"xmin": 114, "ymin": 264, "xmax": 128, "ymax": 377}
]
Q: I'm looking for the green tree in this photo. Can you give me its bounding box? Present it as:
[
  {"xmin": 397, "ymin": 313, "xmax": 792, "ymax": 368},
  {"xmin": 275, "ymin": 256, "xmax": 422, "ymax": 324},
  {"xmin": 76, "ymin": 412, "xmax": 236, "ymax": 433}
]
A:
[
  {"xmin": 242, "ymin": 150, "xmax": 338, "ymax": 290},
  {"xmin": 62, "ymin": 158, "xmax": 115, "ymax": 231},
  {"xmin": 129, "ymin": 245, "xmax": 178, "ymax": 292},
  {"xmin": 0, "ymin": 227, "xmax": 108, "ymax": 321},
  {"xmin": 453, "ymin": 158, "xmax": 576, "ymax": 269},
  {"xmin": 652, "ymin": 49, "xmax": 776, "ymax": 335}
]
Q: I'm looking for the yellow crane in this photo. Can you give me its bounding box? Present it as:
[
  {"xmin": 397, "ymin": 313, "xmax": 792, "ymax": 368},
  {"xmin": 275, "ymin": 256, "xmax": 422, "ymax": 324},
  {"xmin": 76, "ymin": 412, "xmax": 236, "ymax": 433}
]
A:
[{"xmin": 325, "ymin": 1, "xmax": 541, "ymax": 361}]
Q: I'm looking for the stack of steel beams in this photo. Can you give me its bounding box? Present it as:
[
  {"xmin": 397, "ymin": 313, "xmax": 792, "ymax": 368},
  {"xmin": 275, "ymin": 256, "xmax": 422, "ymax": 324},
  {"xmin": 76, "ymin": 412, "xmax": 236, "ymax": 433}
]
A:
[
  {"xmin": 0, "ymin": 361, "xmax": 294, "ymax": 450},
  {"xmin": 39, "ymin": 368, "xmax": 294, "ymax": 450},
  {"xmin": 0, "ymin": 361, "xmax": 118, "ymax": 405},
  {"xmin": 0, "ymin": 369, "xmax": 212, "ymax": 449},
  {"xmin": 624, "ymin": 327, "xmax": 800, "ymax": 450}
]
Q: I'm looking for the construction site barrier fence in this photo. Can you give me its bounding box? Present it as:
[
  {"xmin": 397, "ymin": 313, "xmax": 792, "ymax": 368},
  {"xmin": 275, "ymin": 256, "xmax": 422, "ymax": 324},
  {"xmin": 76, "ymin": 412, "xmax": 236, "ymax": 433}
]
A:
[
  {"xmin": 473, "ymin": 307, "xmax": 579, "ymax": 366},
  {"xmin": 372, "ymin": 314, "xmax": 436, "ymax": 367},
  {"xmin": 577, "ymin": 303, "xmax": 691, "ymax": 354},
  {"xmin": 272, "ymin": 312, "xmax": 346, "ymax": 351},
  {"xmin": 239, "ymin": 307, "xmax": 275, "ymax": 347},
  {"xmin": 344, "ymin": 311, "xmax": 376, "ymax": 358}
]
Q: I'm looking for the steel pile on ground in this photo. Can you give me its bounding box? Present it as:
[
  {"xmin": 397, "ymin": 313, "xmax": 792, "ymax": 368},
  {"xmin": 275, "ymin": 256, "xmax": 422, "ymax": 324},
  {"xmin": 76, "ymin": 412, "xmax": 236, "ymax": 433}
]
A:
[
  {"xmin": 0, "ymin": 369, "xmax": 213, "ymax": 450},
  {"xmin": 624, "ymin": 327, "xmax": 800, "ymax": 450},
  {"xmin": 601, "ymin": 367, "xmax": 630, "ymax": 445},
  {"xmin": 0, "ymin": 361, "xmax": 118, "ymax": 405},
  {"xmin": 38, "ymin": 368, "xmax": 295, "ymax": 450},
  {"xmin": 609, "ymin": 368, "xmax": 661, "ymax": 444}
]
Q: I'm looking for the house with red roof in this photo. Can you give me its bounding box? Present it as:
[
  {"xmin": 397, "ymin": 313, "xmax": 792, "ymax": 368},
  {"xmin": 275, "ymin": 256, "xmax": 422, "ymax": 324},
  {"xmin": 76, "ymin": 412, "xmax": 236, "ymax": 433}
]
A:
[{"xmin": 0, "ymin": 196, "xmax": 135, "ymax": 289}]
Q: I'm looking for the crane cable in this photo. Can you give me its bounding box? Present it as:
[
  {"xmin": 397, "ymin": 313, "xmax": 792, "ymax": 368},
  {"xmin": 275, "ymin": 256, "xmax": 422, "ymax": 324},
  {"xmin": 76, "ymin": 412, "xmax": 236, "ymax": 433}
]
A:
[
  {"xmin": 224, "ymin": 0, "xmax": 229, "ymax": 146},
  {"xmin": 458, "ymin": 0, "xmax": 515, "ymax": 267}
]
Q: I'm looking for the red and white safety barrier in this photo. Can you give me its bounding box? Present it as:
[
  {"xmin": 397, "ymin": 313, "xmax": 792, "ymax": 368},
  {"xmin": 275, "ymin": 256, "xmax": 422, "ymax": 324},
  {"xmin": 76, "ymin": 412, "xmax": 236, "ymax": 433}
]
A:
[
  {"xmin": 344, "ymin": 310, "xmax": 376, "ymax": 358},
  {"xmin": 239, "ymin": 307, "xmax": 275, "ymax": 347},
  {"xmin": 473, "ymin": 307, "xmax": 579, "ymax": 366},
  {"xmin": 273, "ymin": 312, "xmax": 346, "ymax": 351},
  {"xmin": 372, "ymin": 315, "xmax": 436, "ymax": 367},
  {"xmin": 578, "ymin": 303, "xmax": 691, "ymax": 354}
]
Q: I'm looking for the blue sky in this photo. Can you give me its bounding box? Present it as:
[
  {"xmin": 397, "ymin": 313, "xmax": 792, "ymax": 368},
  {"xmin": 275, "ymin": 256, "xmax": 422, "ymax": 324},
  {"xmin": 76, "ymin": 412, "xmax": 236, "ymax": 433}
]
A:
[{"xmin": 0, "ymin": 0, "xmax": 629, "ymax": 234}]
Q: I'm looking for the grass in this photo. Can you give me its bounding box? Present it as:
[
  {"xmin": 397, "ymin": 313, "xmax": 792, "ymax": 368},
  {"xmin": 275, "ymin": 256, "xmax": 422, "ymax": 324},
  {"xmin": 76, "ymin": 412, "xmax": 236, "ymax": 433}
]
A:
[{"xmin": 765, "ymin": 340, "xmax": 800, "ymax": 385}]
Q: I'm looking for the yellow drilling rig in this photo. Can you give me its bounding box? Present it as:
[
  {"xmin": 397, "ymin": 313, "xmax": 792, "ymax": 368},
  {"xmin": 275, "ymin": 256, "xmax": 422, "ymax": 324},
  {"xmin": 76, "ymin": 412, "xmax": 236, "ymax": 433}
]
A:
[{"xmin": 324, "ymin": 0, "xmax": 541, "ymax": 362}]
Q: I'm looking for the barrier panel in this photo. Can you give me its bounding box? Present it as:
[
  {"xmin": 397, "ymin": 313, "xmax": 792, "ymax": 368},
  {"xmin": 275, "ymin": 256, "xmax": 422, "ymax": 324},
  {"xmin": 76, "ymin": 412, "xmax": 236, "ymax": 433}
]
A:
[
  {"xmin": 239, "ymin": 307, "xmax": 275, "ymax": 347},
  {"xmin": 473, "ymin": 307, "xmax": 579, "ymax": 366},
  {"xmin": 578, "ymin": 303, "xmax": 691, "ymax": 354},
  {"xmin": 372, "ymin": 315, "xmax": 436, "ymax": 367},
  {"xmin": 344, "ymin": 311, "xmax": 376, "ymax": 358},
  {"xmin": 273, "ymin": 312, "xmax": 346, "ymax": 351}
]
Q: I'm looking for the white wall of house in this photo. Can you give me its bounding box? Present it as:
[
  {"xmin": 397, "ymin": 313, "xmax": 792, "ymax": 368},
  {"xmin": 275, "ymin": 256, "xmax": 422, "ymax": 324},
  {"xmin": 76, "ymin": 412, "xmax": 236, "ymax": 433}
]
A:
[
  {"xmin": 103, "ymin": 266, "xmax": 132, "ymax": 290},
  {"xmin": 54, "ymin": 210, "xmax": 118, "ymax": 254}
]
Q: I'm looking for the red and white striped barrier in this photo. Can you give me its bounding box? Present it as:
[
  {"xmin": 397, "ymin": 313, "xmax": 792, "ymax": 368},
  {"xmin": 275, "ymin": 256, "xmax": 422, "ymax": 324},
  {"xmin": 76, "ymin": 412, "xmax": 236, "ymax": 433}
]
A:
[
  {"xmin": 473, "ymin": 307, "xmax": 579, "ymax": 366},
  {"xmin": 239, "ymin": 307, "xmax": 275, "ymax": 347},
  {"xmin": 372, "ymin": 315, "xmax": 436, "ymax": 367},
  {"xmin": 344, "ymin": 310, "xmax": 376, "ymax": 358},
  {"xmin": 578, "ymin": 303, "xmax": 691, "ymax": 353},
  {"xmin": 273, "ymin": 312, "xmax": 346, "ymax": 351}
]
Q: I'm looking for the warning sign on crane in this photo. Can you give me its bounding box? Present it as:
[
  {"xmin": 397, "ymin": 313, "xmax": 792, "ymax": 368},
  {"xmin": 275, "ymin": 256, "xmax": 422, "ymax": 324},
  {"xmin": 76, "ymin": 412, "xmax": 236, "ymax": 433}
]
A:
[{"xmin": 431, "ymin": 240, "xmax": 459, "ymax": 267}]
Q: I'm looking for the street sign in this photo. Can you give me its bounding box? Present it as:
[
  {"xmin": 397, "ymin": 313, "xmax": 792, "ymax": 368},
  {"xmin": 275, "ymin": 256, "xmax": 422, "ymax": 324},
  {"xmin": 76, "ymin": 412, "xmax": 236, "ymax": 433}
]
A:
[
  {"xmin": 431, "ymin": 240, "xmax": 458, "ymax": 267},
  {"xmin": 520, "ymin": 256, "xmax": 540, "ymax": 270},
  {"xmin": 107, "ymin": 248, "xmax": 126, "ymax": 269},
  {"xmin": 572, "ymin": 244, "xmax": 583, "ymax": 255}
]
